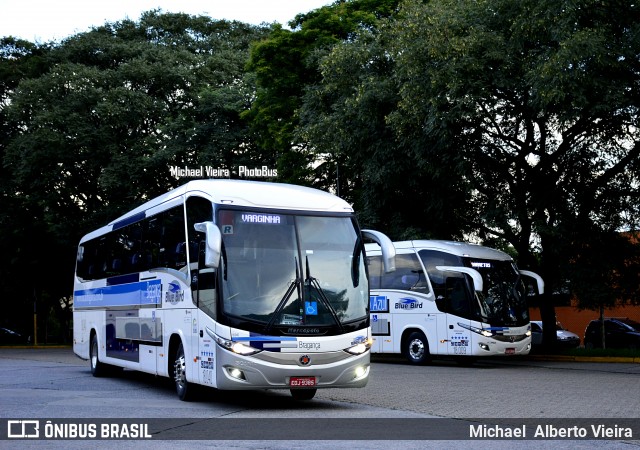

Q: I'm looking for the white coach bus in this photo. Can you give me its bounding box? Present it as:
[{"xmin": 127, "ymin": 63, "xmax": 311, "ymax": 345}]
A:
[
  {"xmin": 73, "ymin": 179, "xmax": 395, "ymax": 400},
  {"xmin": 365, "ymin": 240, "xmax": 544, "ymax": 363}
]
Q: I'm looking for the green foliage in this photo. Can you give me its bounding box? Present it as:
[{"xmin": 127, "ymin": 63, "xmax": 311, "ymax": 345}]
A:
[
  {"xmin": 244, "ymin": 0, "xmax": 400, "ymax": 185},
  {"xmin": 1, "ymin": 11, "xmax": 268, "ymax": 333},
  {"xmin": 4, "ymin": 11, "xmax": 267, "ymax": 223},
  {"xmin": 1, "ymin": 0, "xmax": 639, "ymax": 338},
  {"xmin": 298, "ymin": 25, "xmax": 468, "ymax": 239},
  {"xmin": 388, "ymin": 0, "xmax": 640, "ymax": 306},
  {"xmin": 569, "ymin": 231, "xmax": 640, "ymax": 309}
]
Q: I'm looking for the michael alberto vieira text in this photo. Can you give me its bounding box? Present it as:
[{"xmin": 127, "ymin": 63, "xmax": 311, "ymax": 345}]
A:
[{"xmin": 470, "ymin": 424, "xmax": 633, "ymax": 439}]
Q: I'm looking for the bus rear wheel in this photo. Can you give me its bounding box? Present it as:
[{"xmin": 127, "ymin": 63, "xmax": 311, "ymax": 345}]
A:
[
  {"xmin": 174, "ymin": 342, "xmax": 194, "ymax": 401},
  {"xmin": 290, "ymin": 389, "xmax": 317, "ymax": 401},
  {"xmin": 403, "ymin": 331, "xmax": 430, "ymax": 365}
]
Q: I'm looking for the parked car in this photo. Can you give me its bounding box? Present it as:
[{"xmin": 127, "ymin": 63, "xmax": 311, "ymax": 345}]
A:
[
  {"xmin": 584, "ymin": 318, "xmax": 640, "ymax": 350},
  {"xmin": 530, "ymin": 320, "xmax": 580, "ymax": 349},
  {"xmin": 0, "ymin": 327, "xmax": 29, "ymax": 345}
]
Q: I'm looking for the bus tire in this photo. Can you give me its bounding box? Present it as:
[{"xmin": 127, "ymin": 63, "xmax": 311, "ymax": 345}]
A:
[
  {"xmin": 403, "ymin": 331, "xmax": 430, "ymax": 365},
  {"xmin": 174, "ymin": 342, "xmax": 194, "ymax": 401},
  {"xmin": 290, "ymin": 388, "xmax": 317, "ymax": 401},
  {"xmin": 90, "ymin": 333, "xmax": 106, "ymax": 377}
]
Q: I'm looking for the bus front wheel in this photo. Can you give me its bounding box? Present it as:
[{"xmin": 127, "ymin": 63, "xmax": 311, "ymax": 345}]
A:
[
  {"xmin": 90, "ymin": 334, "xmax": 106, "ymax": 377},
  {"xmin": 403, "ymin": 331, "xmax": 430, "ymax": 365},
  {"xmin": 174, "ymin": 342, "xmax": 194, "ymax": 401}
]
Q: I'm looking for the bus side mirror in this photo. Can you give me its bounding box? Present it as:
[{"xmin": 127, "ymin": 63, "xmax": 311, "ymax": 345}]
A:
[
  {"xmin": 436, "ymin": 266, "xmax": 484, "ymax": 293},
  {"xmin": 194, "ymin": 222, "xmax": 221, "ymax": 269},
  {"xmin": 362, "ymin": 229, "xmax": 396, "ymax": 273},
  {"xmin": 519, "ymin": 270, "xmax": 544, "ymax": 295}
]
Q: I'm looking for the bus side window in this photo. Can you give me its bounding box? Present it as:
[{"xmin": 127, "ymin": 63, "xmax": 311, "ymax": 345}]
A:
[
  {"xmin": 419, "ymin": 249, "xmax": 461, "ymax": 312},
  {"xmin": 379, "ymin": 254, "xmax": 429, "ymax": 292},
  {"xmin": 157, "ymin": 208, "xmax": 188, "ymax": 271},
  {"xmin": 186, "ymin": 196, "xmax": 214, "ymax": 265},
  {"xmin": 446, "ymin": 276, "xmax": 470, "ymax": 316},
  {"xmin": 367, "ymin": 256, "xmax": 382, "ymax": 290}
]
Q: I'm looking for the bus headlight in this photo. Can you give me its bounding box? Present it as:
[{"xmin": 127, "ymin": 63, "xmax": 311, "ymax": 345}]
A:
[
  {"xmin": 214, "ymin": 335, "xmax": 262, "ymax": 356},
  {"xmin": 353, "ymin": 365, "xmax": 369, "ymax": 380},
  {"xmin": 458, "ymin": 322, "xmax": 494, "ymax": 337},
  {"xmin": 226, "ymin": 367, "xmax": 247, "ymax": 381},
  {"xmin": 345, "ymin": 337, "xmax": 372, "ymax": 355}
]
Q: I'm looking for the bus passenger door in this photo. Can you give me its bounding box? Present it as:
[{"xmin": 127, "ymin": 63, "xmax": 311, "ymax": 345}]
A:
[
  {"xmin": 443, "ymin": 276, "xmax": 472, "ymax": 356},
  {"xmin": 186, "ymin": 195, "xmax": 217, "ymax": 387},
  {"xmin": 434, "ymin": 313, "xmax": 448, "ymax": 355},
  {"xmin": 193, "ymin": 244, "xmax": 218, "ymax": 388}
]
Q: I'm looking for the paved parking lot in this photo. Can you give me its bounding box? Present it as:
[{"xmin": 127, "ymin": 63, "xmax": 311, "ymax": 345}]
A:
[{"xmin": 0, "ymin": 348, "xmax": 638, "ymax": 449}]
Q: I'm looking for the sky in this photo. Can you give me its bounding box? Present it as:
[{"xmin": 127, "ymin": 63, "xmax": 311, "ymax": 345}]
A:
[{"xmin": 0, "ymin": 0, "xmax": 333, "ymax": 43}]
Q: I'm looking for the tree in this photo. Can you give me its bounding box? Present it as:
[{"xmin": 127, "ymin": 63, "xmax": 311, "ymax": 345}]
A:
[
  {"xmin": 388, "ymin": 0, "xmax": 640, "ymax": 345},
  {"xmin": 298, "ymin": 24, "xmax": 470, "ymax": 239},
  {"xmin": 244, "ymin": 0, "xmax": 400, "ymax": 186},
  {"xmin": 1, "ymin": 12, "xmax": 268, "ymax": 340},
  {"xmin": 0, "ymin": 37, "xmax": 54, "ymax": 338}
]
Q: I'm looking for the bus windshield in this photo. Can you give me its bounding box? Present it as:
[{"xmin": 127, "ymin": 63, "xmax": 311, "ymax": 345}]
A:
[
  {"xmin": 217, "ymin": 210, "xmax": 368, "ymax": 332},
  {"xmin": 464, "ymin": 258, "xmax": 530, "ymax": 326}
]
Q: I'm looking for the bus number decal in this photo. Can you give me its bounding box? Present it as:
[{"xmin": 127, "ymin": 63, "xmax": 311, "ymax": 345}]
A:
[{"xmin": 450, "ymin": 336, "xmax": 469, "ymax": 355}]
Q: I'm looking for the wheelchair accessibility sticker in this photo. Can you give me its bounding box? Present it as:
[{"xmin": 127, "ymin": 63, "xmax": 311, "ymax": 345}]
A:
[{"xmin": 305, "ymin": 301, "xmax": 318, "ymax": 315}]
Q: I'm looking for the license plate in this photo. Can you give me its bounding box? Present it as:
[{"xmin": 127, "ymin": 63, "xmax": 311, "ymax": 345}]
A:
[
  {"xmin": 505, "ymin": 348, "xmax": 516, "ymax": 355},
  {"xmin": 290, "ymin": 376, "xmax": 316, "ymax": 387}
]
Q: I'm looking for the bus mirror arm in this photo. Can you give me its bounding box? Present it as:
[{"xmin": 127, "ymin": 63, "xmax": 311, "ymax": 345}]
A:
[
  {"xmin": 361, "ymin": 229, "xmax": 396, "ymax": 273},
  {"xmin": 519, "ymin": 270, "xmax": 544, "ymax": 295},
  {"xmin": 194, "ymin": 222, "xmax": 222, "ymax": 269},
  {"xmin": 436, "ymin": 266, "xmax": 484, "ymax": 293}
]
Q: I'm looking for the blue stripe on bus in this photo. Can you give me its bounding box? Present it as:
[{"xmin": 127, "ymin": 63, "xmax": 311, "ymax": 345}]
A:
[
  {"xmin": 74, "ymin": 279, "xmax": 162, "ymax": 308},
  {"xmin": 113, "ymin": 212, "xmax": 146, "ymax": 230},
  {"xmin": 232, "ymin": 336, "xmax": 298, "ymax": 342}
]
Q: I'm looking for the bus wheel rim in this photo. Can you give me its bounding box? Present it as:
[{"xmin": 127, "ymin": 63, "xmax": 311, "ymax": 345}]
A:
[
  {"xmin": 175, "ymin": 355, "xmax": 186, "ymax": 388},
  {"xmin": 410, "ymin": 339, "xmax": 424, "ymax": 359}
]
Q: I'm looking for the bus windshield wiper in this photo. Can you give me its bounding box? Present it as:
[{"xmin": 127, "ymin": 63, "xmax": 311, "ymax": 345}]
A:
[
  {"xmin": 305, "ymin": 256, "xmax": 345, "ymax": 332},
  {"xmin": 265, "ymin": 258, "xmax": 302, "ymax": 334}
]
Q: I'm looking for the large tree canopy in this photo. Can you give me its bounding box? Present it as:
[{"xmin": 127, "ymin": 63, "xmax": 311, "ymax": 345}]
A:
[
  {"xmin": 0, "ymin": 11, "xmax": 268, "ymax": 338},
  {"xmin": 244, "ymin": 0, "xmax": 400, "ymax": 184},
  {"xmin": 388, "ymin": 0, "xmax": 640, "ymax": 306},
  {"xmin": 393, "ymin": 0, "xmax": 640, "ymax": 340},
  {"xmin": 5, "ymin": 12, "xmax": 268, "ymax": 226},
  {"xmin": 298, "ymin": 23, "xmax": 470, "ymax": 239},
  {"xmin": 297, "ymin": 0, "xmax": 640, "ymax": 345},
  {"xmin": 1, "ymin": 1, "xmax": 638, "ymax": 345}
]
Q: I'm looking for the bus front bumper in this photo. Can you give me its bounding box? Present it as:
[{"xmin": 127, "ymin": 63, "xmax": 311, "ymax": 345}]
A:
[
  {"xmin": 213, "ymin": 348, "xmax": 370, "ymax": 391},
  {"xmin": 476, "ymin": 338, "xmax": 531, "ymax": 356}
]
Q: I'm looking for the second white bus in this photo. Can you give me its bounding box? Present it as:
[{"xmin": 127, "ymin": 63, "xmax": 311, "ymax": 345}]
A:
[{"xmin": 365, "ymin": 240, "xmax": 544, "ymax": 363}]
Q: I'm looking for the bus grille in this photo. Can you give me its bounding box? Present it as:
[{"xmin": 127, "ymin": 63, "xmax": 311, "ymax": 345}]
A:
[{"xmin": 493, "ymin": 334, "xmax": 528, "ymax": 342}]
